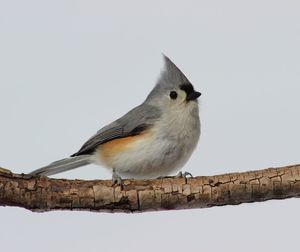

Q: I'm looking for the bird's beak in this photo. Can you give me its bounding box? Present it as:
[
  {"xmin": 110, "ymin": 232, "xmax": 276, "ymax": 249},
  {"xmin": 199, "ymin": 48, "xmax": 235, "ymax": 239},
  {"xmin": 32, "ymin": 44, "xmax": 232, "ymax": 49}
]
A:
[{"xmin": 186, "ymin": 91, "xmax": 201, "ymax": 101}]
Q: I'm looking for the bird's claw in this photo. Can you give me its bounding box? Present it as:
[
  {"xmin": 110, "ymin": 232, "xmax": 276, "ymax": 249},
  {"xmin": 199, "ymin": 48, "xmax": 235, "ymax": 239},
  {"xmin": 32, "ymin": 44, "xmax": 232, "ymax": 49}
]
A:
[
  {"xmin": 112, "ymin": 171, "xmax": 123, "ymax": 186},
  {"xmin": 175, "ymin": 171, "xmax": 193, "ymax": 178},
  {"xmin": 157, "ymin": 171, "xmax": 193, "ymax": 180}
]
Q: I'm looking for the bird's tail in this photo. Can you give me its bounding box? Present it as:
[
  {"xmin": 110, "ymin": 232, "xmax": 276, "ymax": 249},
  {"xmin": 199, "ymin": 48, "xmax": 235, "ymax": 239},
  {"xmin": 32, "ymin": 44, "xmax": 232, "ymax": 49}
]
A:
[{"xmin": 29, "ymin": 155, "xmax": 91, "ymax": 176}]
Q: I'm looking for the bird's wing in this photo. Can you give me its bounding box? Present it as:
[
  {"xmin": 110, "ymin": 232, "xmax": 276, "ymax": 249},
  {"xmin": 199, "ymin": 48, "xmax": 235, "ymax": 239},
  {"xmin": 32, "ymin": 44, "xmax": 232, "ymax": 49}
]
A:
[{"xmin": 71, "ymin": 104, "xmax": 161, "ymax": 156}]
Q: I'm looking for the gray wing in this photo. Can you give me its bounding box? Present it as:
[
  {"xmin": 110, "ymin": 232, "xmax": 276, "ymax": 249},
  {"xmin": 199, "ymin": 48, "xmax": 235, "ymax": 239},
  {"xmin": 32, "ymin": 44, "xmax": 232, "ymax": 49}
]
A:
[{"xmin": 71, "ymin": 104, "xmax": 161, "ymax": 156}]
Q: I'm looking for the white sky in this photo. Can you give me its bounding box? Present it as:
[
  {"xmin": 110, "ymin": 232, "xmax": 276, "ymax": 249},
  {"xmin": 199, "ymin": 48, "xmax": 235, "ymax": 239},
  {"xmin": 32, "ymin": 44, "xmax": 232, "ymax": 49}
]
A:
[{"xmin": 0, "ymin": 0, "xmax": 299, "ymax": 251}]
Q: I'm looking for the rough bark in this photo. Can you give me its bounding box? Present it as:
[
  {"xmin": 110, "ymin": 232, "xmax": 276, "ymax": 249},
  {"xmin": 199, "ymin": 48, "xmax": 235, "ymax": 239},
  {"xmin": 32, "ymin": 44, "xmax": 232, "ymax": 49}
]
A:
[{"xmin": 0, "ymin": 164, "xmax": 300, "ymax": 213}]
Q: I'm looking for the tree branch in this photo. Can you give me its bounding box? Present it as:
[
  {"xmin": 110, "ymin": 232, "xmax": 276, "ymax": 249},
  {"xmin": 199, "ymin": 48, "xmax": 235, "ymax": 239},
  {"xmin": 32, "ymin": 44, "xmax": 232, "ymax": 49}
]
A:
[{"xmin": 1, "ymin": 164, "xmax": 300, "ymax": 213}]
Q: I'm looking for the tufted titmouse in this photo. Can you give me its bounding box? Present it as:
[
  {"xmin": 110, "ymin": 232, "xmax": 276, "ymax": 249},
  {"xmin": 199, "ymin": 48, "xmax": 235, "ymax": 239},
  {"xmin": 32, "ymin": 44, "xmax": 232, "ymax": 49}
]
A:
[{"xmin": 30, "ymin": 55, "xmax": 201, "ymax": 183}]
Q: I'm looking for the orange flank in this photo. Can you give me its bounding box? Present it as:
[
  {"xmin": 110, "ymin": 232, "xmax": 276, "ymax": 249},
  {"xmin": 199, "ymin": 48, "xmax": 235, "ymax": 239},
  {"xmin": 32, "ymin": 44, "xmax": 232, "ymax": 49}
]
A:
[{"xmin": 97, "ymin": 132, "xmax": 151, "ymax": 166}]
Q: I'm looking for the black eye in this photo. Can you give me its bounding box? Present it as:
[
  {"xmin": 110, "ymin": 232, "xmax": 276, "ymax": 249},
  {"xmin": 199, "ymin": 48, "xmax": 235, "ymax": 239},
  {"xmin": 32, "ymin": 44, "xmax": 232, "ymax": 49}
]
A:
[{"xmin": 169, "ymin": 91, "xmax": 178, "ymax": 100}]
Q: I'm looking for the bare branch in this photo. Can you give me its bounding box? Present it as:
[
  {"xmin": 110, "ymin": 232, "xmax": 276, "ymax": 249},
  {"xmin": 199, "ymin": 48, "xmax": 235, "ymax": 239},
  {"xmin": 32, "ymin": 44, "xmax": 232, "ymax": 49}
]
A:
[{"xmin": 1, "ymin": 164, "xmax": 300, "ymax": 213}]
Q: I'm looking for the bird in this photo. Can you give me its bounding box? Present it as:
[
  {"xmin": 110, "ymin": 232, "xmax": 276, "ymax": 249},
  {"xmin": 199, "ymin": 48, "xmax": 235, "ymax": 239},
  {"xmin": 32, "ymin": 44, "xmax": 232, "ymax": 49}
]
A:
[{"xmin": 30, "ymin": 55, "xmax": 201, "ymax": 184}]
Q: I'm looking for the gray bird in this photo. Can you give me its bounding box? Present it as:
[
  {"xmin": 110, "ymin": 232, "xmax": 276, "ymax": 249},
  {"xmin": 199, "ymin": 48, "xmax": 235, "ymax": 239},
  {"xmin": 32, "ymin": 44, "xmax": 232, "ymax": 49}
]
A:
[{"xmin": 30, "ymin": 55, "xmax": 201, "ymax": 183}]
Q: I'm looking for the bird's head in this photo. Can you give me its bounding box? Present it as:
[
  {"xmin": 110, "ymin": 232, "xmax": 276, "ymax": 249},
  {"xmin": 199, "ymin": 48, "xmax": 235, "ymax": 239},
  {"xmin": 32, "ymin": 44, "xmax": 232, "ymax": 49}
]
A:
[{"xmin": 145, "ymin": 55, "xmax": 201, "ymax": 113}]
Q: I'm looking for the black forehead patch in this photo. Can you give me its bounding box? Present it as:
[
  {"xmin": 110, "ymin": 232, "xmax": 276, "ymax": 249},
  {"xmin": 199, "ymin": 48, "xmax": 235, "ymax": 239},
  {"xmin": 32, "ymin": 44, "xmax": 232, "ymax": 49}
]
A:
[{"xmin": 180, "ymin": 83, "xmax": 194, "ymax": 96}]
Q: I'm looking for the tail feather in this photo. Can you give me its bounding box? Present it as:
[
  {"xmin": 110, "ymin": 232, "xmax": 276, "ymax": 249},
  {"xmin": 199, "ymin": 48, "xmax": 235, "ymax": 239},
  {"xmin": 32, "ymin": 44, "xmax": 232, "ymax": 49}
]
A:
[{"xmin": 29, "ymin": 155, "xmax": 91, "ymax": 176}]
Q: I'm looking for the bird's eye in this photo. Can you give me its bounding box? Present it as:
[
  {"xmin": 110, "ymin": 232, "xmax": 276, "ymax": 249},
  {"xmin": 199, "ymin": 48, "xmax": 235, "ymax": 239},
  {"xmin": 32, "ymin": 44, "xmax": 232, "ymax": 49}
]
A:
[{"xmin": 169, "ymin": 91, "xmax": 178, "ymax": 100}]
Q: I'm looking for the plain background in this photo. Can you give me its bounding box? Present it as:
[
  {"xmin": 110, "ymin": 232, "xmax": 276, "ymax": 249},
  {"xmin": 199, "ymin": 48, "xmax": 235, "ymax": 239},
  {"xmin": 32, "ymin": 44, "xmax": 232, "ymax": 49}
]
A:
[{"xmin": 0, "ymin": 1, "xmax": 299, "ymax": 251}]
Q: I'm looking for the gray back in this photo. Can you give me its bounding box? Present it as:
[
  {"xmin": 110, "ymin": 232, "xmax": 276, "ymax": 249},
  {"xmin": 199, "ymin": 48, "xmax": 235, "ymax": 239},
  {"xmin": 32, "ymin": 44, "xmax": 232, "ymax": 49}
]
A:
[{"xmin": 71, "ymin": 104, "xmax": 161, "ymax": 156}]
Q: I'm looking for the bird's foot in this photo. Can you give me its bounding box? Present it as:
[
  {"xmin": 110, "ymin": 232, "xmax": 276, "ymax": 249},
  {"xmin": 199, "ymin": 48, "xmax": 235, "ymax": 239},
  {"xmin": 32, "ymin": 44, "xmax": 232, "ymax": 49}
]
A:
[
  {"xmin": 156, "ymin": 171, "xmax": 193, "ymax": 180},
  {"xmin": 175, "ymin": 171, "xmax": 193, "ymax": 178},
  {"xmin": 112, "ymin": 171, "xmax": 123, "ymax": 186}
]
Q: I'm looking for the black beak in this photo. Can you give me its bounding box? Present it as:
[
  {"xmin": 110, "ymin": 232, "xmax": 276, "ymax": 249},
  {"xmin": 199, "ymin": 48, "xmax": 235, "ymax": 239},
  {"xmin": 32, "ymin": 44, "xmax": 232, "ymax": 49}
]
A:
[{"xmin": 186, "ymin": 91, "xmax": 201, "ymax": 101}]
